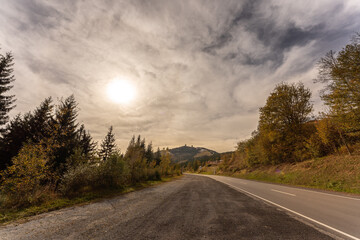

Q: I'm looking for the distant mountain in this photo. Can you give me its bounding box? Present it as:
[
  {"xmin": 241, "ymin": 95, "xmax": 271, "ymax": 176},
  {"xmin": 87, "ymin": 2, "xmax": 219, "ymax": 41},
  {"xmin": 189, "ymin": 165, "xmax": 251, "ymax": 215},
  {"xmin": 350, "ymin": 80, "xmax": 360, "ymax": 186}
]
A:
[{"xmin": 168, "ymin": 145, "xmax": 218, "ymax": 163}]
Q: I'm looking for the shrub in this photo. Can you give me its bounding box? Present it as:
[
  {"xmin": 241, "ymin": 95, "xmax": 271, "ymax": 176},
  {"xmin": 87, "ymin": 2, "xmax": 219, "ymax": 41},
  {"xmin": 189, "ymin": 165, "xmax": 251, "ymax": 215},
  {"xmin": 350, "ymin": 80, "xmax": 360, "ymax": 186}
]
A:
[
  {"xmin": 59, "ymin": 153, "xmax": 128, "ymax": 196},
  {"xmin": 0, "ymin": 143, "xmax": 53, "ymax": 207},
  {"xmin": 146, "ymin": 168, "xmax": 161, "ymax": 181}
]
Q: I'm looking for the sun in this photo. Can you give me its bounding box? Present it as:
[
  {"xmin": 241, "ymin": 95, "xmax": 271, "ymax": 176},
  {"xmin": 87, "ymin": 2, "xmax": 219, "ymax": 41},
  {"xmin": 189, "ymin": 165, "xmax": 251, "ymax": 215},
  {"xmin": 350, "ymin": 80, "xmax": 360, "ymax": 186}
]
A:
[{"xmin": 107, "ymin": 78, "xmax": 136, "ymax": 104}]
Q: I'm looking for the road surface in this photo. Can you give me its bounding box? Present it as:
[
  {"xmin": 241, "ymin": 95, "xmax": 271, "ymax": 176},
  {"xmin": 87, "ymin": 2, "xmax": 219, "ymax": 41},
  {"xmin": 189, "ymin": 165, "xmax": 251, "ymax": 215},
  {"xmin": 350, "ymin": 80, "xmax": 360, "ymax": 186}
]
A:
[
  {"xmin": 202, "ymin": 174, "xmax": 360, "ymax": 240},
  {"xmin": 0, "ymin": 174, "xmax": 346, "ymax": 239}
]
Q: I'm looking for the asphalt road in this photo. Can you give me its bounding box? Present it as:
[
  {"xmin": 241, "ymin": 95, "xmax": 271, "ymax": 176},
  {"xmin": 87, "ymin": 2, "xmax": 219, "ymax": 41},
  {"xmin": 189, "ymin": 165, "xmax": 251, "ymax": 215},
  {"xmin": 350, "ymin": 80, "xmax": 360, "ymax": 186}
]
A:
[
  {"xmin": 202, "ymin": 174, "xmax": 360, "ymax": 240},
  {"xmin": 0, "ymin": 175, "xmax": 340, "ymax": 240}
]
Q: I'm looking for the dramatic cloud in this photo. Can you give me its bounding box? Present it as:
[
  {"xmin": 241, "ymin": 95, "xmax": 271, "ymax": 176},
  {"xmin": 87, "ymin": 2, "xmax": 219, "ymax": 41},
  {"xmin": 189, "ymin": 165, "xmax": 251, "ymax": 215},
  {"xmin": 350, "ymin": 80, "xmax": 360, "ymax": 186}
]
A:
[{"xmin": 1, "ymin": 0, "xmax": 360, "ymax": 152}]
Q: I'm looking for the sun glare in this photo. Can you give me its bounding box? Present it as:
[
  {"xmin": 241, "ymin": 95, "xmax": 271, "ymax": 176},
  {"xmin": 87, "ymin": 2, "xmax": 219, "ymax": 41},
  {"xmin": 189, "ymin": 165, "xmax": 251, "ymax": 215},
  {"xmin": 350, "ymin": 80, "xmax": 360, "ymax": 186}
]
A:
[{"xmin": 107, "ymin": 78, "xmax": 136, "ymax": 104}]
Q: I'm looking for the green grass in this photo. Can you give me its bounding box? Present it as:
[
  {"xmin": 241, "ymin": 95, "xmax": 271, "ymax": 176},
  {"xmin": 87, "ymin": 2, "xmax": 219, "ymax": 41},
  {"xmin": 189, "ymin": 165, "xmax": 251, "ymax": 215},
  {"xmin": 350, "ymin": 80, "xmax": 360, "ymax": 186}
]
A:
[
  {"xmin": 201, "ymin": 154, "xmax": 360, "ymax": 195},
  {"xmin": 0, "ymin": 176, "xmax": 181, "ymax": 225}
]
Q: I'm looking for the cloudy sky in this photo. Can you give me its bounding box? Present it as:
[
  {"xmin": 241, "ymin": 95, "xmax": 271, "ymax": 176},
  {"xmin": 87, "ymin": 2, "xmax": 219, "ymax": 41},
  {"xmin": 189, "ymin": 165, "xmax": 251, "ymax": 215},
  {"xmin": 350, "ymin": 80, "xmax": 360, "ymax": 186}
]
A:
[{"xmin": 1, "ymin": 0, "xmax": 360, "ymax": 152}]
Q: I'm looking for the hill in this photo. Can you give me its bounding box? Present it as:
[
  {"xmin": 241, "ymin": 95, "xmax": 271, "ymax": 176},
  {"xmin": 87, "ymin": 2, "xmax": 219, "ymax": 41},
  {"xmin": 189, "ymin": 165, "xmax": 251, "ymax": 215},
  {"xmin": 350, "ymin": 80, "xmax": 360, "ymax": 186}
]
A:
[{"xmin": 168, "ymin": 145, "xmax": 218, "ymax": 163}]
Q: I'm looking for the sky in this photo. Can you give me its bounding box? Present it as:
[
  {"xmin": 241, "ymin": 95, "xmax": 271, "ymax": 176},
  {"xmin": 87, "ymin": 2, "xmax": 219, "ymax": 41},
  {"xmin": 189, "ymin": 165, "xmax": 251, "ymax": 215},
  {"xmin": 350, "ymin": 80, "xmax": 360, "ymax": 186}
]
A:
[{"xmin": 1, "ymin": 0, "xmax": 360, "ymax": 153}]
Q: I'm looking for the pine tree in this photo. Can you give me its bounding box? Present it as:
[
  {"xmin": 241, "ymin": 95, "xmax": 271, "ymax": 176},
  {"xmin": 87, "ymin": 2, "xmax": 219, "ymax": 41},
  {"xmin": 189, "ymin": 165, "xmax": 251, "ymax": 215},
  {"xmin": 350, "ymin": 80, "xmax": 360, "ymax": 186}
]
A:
[
  {"xmin": 49, "ymin": 95, "xmax": 79, "ymax": 174},
  {"xmin": 0, "ymin": 50, "xmax": 16, "ymax": 134},
  {"xmin": 77, "ymin": 124, "xmax": 96, "ymax": 157},
  {"xmin": 154, "ymin": 147, "xmax": 161, "ymax": 166},
  {"xmin": 0, "ymin": 98, "xmax": 54, "ymax": 170},
  {"xmin": 28, "ymin": 97, "xmax": 53, "ymax": 142},
  {"xmin": 145, "ymin": 142, "xmax": 154, "ymax": 164},
  {"xmin": 99, "ymin": 126, "xmax": 116, "ymax": 161}
]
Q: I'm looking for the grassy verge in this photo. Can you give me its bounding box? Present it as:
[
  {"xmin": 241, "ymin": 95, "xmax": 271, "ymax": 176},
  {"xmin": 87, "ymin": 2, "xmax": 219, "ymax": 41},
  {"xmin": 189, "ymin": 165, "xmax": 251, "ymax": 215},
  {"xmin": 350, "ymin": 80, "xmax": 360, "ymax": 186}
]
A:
[
  {"xmin": 201, "ymin": 154, "xmax": 360, "ymax": 194},
  {"xmin": 0, "ymin": 175, "xmax": 181, "ymax": 225}
]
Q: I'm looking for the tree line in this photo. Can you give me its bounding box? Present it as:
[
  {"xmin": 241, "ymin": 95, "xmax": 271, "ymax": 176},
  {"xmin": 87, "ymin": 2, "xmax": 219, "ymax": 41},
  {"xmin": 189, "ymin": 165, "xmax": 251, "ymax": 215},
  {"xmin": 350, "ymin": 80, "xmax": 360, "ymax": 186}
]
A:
[
  {"xmin": 0, "ymin": 49, "xmax": 180, "ymax": 208},
  {"xmin": 219, "ymin": 33, "xmax": 360, "ymax": 172}
]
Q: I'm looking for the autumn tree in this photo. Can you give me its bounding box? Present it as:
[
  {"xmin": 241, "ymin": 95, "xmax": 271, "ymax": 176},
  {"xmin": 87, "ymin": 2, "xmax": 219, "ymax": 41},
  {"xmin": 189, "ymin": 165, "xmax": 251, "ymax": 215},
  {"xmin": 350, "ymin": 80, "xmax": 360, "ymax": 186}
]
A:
[
  {"xmin": 0, "ymin": 50, "xmax": 16, "ymax": 134},
  {"xmin": 99, "ymin": 126, "xmax": 116, "ymax": 161},
  {"xmin": 0, "ymin": 143, "xmax": 52, "ymax": 207},
  {"xmin": 124, "ymin": 135, "xmax": 147, "ymax": 182},
  {"xmin": 160, "ymin": 150, "xmax": 171, "ymax": 175},
  {"xmin": 316, "ymin": 33, "xmax": 360, "ymax": 151},
  {"xmin": 258, "ymin": 82, "xmax": 313, "ymax": 163}
]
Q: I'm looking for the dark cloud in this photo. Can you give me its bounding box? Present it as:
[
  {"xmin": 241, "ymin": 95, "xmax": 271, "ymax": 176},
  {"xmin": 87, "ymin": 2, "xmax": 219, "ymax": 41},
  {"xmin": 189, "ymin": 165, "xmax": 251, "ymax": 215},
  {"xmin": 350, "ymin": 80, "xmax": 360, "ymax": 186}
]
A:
[{"xmin": 1, "ymin": 0, "xmax": 360, "ymax": 152}]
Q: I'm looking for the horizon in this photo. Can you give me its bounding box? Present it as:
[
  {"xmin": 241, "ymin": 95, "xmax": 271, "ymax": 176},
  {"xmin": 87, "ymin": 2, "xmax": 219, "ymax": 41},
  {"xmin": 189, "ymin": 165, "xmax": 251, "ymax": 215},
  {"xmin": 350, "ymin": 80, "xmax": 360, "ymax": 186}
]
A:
[{"xmin": 1, "ymin": 1, "xmax": 360, "ymax": 152}]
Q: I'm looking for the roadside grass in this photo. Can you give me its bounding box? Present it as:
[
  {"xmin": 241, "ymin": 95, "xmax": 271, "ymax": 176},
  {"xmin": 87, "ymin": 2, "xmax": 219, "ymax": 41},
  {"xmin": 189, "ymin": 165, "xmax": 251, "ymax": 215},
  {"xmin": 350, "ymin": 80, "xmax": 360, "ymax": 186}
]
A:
[
  {"xmin": 202, "ymin": 154, "xmax": 360, "ymax": 194},
  {"xmin": 0, "ymin": 176, "xmax": 181, "ymax": 225}
]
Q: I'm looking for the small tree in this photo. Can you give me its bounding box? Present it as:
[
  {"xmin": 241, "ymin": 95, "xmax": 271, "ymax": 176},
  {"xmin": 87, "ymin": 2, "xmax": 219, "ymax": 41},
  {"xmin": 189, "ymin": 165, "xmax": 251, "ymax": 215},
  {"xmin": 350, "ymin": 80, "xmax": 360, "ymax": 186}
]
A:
[
  {"xmin": 0, "ymin": 50, "xmax": 16, "ymax": 134},
  {"xmin": 160, "ymin": 150, "xmax": 171, "ymax": 175},
  {"xmin": 124, "ymin": 135, "xmax": 147, "ymax": 182},
  {"xmin": 99, "ymin": 126, "xmax": 116, "ymax": 161},
  {"xmin": 0, "ymin": 143, "xmax": 52, "ymax": 207}
]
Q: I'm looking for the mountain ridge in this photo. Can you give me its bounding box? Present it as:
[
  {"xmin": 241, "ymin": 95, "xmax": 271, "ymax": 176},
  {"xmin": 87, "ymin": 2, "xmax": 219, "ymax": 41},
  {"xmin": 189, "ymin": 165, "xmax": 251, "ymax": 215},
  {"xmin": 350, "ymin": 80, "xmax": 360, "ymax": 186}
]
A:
[{"xmin": 167, "ymin": 145, "xmax": 218, "ymax": 163}]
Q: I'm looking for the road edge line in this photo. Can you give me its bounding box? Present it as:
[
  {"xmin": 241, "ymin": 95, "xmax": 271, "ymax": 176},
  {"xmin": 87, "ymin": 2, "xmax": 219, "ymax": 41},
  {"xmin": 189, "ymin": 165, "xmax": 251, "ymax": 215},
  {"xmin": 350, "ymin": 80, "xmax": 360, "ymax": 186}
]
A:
[{"xmin": 208, "ymin": 176, "xmax": 359, "ymax": 240}]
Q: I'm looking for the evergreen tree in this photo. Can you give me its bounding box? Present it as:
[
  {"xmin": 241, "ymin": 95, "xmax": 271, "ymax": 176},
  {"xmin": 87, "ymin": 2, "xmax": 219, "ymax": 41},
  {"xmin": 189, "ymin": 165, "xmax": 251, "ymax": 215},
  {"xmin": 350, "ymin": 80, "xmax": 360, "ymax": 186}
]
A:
[
  {"xmin": 49, "ymin": 95, "xmax": 79, "ymax": 174},
  {"xmin": 99, "ymin": 126, "xmax": 116, "ymax": 161},
  {"xmin": 154, "ymin": 147, "xmax": 161, "ymax": 166},
  {"xmin": 28, "ymin": 97, "xmax": 53, "ymax": 142},
  {"xmin": 0, "ymin": 50, "xmax": 16, "ymax": 134},
  {"xmin": 0, "ymin": 98, "xmax": 54, "ymax": 170},
  {"xmin": 145, "ymin": 142, "xmax": 154, "ymax": 164},
  {"xmin": 77, "ymin": 124, "xmax": 96, "ymax": 157},
  {"xmin": 0, "ymin": 115, "xmax": 28, "ymax": 170}
]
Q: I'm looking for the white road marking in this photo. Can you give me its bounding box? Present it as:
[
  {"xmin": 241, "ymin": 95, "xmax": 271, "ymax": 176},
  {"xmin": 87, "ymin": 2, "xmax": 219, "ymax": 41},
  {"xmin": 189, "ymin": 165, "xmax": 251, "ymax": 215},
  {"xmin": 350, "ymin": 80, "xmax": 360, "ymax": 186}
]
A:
[
  {"xmin": 237, "ymin": 181, "xmax": 247, "ymax": 185},
  {"xmin": 271, "ymin": 189, "xmax": 296, "ymax": 196},
  {"xmin": 290, "ymin": 187, "xmax": 360, "ymax": 201},
  {"xmin": 219, "ymin": 175, "xmax": 360, "ymax": 201},
  {"xmin": 210, "ymin": 177, "xmax": 360, "ymax": 240}
]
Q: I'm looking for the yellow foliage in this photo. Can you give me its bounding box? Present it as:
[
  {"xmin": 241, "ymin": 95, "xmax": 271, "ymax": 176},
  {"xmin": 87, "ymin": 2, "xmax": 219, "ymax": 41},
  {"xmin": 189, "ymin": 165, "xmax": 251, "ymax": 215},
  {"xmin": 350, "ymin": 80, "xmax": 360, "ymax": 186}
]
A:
[{"xmin": 1, "ymin": 143, "xmax": 52, "ymax": 207}]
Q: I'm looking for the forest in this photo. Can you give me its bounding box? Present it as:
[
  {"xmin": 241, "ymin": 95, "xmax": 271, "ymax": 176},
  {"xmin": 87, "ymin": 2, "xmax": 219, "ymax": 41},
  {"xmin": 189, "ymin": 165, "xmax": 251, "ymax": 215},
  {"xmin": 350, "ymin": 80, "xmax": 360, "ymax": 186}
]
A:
[{"xmin": 0, "ymin": 51, "xmax": 180, "ymax": 210}]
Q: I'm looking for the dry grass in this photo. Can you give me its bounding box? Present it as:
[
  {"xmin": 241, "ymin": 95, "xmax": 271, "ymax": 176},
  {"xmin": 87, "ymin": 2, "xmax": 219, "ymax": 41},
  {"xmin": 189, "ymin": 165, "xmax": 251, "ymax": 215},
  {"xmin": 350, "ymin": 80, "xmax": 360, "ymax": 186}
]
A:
[{"xmin": 213, "ymin": 154, "xmax": 360, "ymax": 194}]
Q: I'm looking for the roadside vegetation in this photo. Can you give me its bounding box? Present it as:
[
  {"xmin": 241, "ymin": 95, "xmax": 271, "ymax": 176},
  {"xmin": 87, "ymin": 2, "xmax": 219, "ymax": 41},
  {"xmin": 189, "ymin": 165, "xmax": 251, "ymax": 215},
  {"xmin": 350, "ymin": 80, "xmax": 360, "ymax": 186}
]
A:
[
  {"xmin": 0, "ymin": 49, "xmax": 181, "ymax": 223},
  {"xmin": 196, "ymin": 34, "xmax": 360, "ymax": 194}
]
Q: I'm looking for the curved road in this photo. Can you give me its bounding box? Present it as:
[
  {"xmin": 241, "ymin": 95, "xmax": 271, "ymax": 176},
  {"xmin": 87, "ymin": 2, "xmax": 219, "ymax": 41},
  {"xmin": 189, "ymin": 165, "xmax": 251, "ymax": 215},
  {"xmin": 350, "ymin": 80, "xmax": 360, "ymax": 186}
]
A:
[
  {"xmin": 201, "ymin": 174, "xmax": 360, "ymax": 240},
  {"xmin": 0, "ymin": 175, "xmax": 347, "ymax": 239}
]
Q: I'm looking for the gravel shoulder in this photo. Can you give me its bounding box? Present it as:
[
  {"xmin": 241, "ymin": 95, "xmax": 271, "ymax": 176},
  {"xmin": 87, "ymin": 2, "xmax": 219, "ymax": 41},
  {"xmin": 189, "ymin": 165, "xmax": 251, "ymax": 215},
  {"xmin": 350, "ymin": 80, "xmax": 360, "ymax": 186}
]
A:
[{"xmin": 0, "ymin": 175, "xmax": 333, "ymax": 240}]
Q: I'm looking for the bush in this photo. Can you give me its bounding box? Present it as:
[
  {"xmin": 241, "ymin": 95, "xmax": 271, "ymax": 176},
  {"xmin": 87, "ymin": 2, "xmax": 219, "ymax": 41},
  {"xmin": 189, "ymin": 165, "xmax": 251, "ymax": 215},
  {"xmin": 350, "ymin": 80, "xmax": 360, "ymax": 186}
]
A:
[
  {"xmin": 0, "ymin": 143, "xmax": 53, "ymax": 207},
  {"xmin": 59, "ymin": 153, "xmax": 128, "ymax": 196},
  {"xmin": 146, "ymin": 168, "xmax": 161, "ymax": 181}
]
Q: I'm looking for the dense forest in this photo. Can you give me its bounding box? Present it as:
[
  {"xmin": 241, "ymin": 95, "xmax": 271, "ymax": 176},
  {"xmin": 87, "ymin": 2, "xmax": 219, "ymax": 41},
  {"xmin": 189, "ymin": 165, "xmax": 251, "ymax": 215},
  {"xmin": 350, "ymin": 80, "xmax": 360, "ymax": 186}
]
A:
[
  {"xmin": 216, "ymin": 34, "xmax": 360, "ymax": 172},
  {"xmin": 0, "ymin": 51, "xmax": 180, "ymax": 208}
]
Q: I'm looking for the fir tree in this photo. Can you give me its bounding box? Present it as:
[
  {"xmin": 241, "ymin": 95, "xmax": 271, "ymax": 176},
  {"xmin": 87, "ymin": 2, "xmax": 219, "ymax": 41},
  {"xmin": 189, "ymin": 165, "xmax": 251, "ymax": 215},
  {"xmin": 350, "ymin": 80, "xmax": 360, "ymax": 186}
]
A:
[
  {"xmin": 0, "ymin": 50, "xmax": 16, "ymax": 134},
  {"xmin": 49, "ymin": 95, "xmax": 79, "ymax": 174},
  {"xmin": 145, "ymin": 142, "xmax": 154, "ymax": 164},
  {"xmin": 77, "ymin": 124, "xmax": 96, "ymax": 157},
  {"xmin": 0, "ymin": 98, "xmax": 54, "ymax": 170},
  {"xmin": 99, "ymin": 126, "xmax": 116, "ymax": 161}
]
